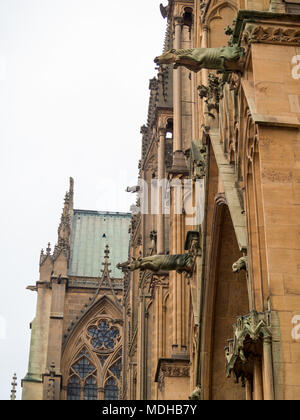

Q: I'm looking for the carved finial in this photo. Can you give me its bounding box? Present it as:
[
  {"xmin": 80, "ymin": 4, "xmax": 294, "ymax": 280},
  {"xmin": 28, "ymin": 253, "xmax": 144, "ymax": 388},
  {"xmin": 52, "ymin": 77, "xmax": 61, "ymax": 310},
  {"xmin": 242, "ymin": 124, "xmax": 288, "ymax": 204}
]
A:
[
  {"xmin": 102, "ymin": 245, "xmax": 111, "ymax": 269},
  {"xmin": 10, "ymin": 373, "xmax": 17, "ymax": 400},
  {"xmin": 69, "ymin": 177, "xmax": 74, "ymax": 196},
  {"xmin": 104, "ymin": 245, "xmax": 110, "ymax": 259},
  {"xmin": 55, "ymin": 178, "xmax": 74, "ymax": 259},
  {"xmin": 46, "ymin": 243, "xmax": 51, "ymax": 255}
]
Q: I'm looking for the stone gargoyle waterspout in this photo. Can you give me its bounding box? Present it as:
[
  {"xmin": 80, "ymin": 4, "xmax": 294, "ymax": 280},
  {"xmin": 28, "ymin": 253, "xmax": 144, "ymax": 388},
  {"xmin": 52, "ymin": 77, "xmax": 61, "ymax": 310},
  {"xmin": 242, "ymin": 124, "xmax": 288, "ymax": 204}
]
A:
[
  {"xmin": 117, "ymin": 254, "xmax": 194, "ymax": 274},
  {"xmin": 154, "ymin": 45, "xmax": 244, "ymax": 73}
]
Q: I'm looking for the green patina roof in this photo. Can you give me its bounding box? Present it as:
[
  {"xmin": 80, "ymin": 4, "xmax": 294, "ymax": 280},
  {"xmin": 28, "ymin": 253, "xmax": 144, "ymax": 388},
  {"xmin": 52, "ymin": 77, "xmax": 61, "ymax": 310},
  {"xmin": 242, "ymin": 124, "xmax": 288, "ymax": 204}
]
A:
[{"xmin": 68, "ymin": 210, "xmax": 131, "ymax": 279}]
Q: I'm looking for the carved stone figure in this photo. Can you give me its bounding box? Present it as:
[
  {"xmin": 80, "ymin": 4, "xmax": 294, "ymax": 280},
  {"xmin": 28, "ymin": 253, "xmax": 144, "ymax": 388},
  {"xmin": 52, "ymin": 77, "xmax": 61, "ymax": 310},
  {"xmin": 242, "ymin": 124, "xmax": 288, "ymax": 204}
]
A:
[
  {"xmin": 117, "ymin": 253, "xmax": 194, "ymax": 274},
  {"xmin": 189, "ymin": 386, "xmax": 202, "ymax": 400},
  {"xmin": 232, "ymin": 256, "xmax": 248, "ymax": 273},
  {"xmin": 154, "ymin": 45, "xmax": 244, "ymax": 73},
  {"xmin": 190, "ymin": 142, "xmax": 207, "ymax": 180}
]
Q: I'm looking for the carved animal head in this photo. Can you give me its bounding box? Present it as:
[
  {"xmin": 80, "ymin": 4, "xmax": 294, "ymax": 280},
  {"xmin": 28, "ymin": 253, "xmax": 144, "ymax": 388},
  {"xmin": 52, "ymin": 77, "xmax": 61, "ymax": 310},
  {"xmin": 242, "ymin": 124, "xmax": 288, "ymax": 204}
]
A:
[
  {"xmin": 154, "ymin": 50, "xmax": 177, "ymax": 65},
  {"xmin": 232, "ymin": 257, "xmax": 247, "ymax": 273},
  {"xmin": 128, "ymin": 257, "xmax": 143, "ymax": 271},
  {"xmin": 189, "ymin": 386, "xmax": 202, "ymax": 400}
]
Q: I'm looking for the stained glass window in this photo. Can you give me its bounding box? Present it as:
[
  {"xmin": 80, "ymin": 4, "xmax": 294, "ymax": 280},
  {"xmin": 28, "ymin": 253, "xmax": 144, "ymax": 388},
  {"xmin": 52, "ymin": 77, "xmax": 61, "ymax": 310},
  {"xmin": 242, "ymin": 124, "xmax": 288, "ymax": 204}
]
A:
[
  {"xmin": 84, "ymin": 376, "xmax": 98, "ymax": 400},
  {"xmin": 78, "ymin": 348, "xmax": 90, "ymax": 358},
  {"xmin": 67, "ymin": 376, "xmax": 81, "ymax": 400},
  {"xmin": 104, "ymin": 377, "xmax": 118, "ymax": 400},
  {"xmin": 87, "ymin": 320, "xmax": 119, "ymax": 349},
  {"xmin": 98, "ymin": 355, "xmax": 108, "ymax": 366},
  {"xmin": 72, "ymin": 357, "xmax": 95, "ymax": 379},
  {"xmin": 109, "ymin": 358, "xmax": 122, "ymax": 380}
]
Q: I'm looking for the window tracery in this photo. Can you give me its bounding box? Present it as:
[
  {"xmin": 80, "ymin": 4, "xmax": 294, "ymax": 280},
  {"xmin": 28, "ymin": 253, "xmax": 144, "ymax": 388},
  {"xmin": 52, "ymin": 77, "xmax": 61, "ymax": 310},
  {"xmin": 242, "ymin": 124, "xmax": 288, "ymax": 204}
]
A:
[
  {"xmin": 104, "ymin": 377, "xmax": 119, "ymax": 400},
  {"xmin": 87, "ymin": 319, "xmax": 120, "ymax": 350},
  {"xmin": 64, "ymin": 316, "xmax": 122, "ymax": 400}
]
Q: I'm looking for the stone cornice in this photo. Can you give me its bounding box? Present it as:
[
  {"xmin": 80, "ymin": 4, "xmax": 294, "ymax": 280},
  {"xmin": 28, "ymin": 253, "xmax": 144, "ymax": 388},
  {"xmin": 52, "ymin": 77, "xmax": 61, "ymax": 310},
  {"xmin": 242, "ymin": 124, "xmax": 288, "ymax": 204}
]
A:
[
  {"xmin": 155, "ymin": 357, "xmax": 190, "ymax": 392},
  {"xmin": 243, "ymin": 23, "xmax": 300, "ymax": 46},
  {"xmin": 232, "ymin": 10, "xmax": 300, "ymax": 47}
]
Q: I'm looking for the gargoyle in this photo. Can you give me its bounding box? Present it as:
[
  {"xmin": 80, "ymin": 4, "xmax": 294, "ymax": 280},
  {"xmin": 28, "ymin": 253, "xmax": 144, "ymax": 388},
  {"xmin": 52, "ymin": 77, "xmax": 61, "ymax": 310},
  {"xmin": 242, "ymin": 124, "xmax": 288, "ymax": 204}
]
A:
[
  {"xmin": 154, "ymin": 45, "xmax": 244, "ymax": 73},
  {"xmin": 189, "ymin": 386, "xmax": 202, "ymax": 400},
  {"xmin": 232, "ymin": 256, "xmax": 248, "ymax": 273},
  {"xmin": 117, "ymin": 254, "xmax": 194, "ymax": 274}
]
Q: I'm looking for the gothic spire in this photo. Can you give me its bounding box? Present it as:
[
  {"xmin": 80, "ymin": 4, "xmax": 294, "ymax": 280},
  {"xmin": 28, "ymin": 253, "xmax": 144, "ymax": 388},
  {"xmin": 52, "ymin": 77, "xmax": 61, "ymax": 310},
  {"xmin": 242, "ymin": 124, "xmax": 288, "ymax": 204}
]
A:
[{"xmin": 53, "ymin": 177, "xmax": 74, "ymax": 261}]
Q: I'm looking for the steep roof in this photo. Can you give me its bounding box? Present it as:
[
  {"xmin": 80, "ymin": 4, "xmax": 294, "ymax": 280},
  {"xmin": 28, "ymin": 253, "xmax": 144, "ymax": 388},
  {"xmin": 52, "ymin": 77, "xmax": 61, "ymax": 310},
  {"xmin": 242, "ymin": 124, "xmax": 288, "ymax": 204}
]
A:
[{"xmin": 68, "ymin": 210, "xmax": 131, "ymax": 278}]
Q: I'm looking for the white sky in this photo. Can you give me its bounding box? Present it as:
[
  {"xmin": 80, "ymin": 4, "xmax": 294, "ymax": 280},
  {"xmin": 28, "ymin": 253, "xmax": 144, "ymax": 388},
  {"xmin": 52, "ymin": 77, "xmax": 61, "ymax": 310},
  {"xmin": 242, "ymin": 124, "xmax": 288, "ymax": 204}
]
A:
[{"xmin": 0, "ymin": 0, "xmax": 166, "ymax": 400}]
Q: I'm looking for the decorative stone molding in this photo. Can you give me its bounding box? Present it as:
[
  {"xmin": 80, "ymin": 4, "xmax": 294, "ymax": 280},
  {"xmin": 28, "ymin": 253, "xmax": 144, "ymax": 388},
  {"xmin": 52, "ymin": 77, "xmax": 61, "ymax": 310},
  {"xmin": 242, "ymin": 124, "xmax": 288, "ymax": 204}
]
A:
[
  {"xmin": 198, "ymin": 73, "xmax": 224, "ymax": 116},
  {"xmin": 149, "ymin": 274, "xmax": 169, "ymax": 291},
  {"xmin": 155, "ymin": 358, "xmax": 190, "ymax": 393},
  {"xmin": 243, "ymin": 24, "xmax": 300, "ymax": 46},
  {"xmin": 190, "ymin": 140, "xmax": 208, "ymax": 179},
  {"xmin": 225, "ymin": 310, "xmax": 272, "ymax": 386}
]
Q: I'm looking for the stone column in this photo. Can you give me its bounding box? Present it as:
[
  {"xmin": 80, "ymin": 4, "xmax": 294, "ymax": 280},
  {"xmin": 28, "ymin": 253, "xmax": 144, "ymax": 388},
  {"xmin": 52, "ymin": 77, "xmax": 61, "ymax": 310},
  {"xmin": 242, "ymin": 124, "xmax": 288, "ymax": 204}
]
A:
[
  {"xmin": 22, "ymin": 284, "xmax": 52, "ymax": 400},
  {"xmin": 157, "ymin": 127, "xmax": 166, "ymax": 254},
  {"xmin": 170, "ymin": 178, "xmax": 188, "ymax": 356},
  {"xmin": 201, "ymin": 25, "xmax": 209, "ymax": 86},
  {"xmin": 246, "ymin": 379, "xmax": 253, "ymax": 401},
  {"xmin": 99, "ymin": 387, "xmax": 104, "ymax": 400},
  {"xmin": 46, "ymin": 279, "xmax": 67, "ymax": 372},
  {"xmin": 173, "ymin": 16, "xmax": 182, "ymax": 153},
  {"xmin": 253, "ymin": 358, "xmax": 263, "ymax": 400},
  {"xmin": 44, "ymin": 278, "xmax": 67, "ymax": 399},
  {"xmin": 201, "ymin": 25, "xmax": 210, "ymax": 133},
  {"xmin": 137, "ymin": 295, "xmax": 145, "ymax": 400},
  {"xmin": 262, "ymin": 336, "xmax": 275, "ymax": 400}
]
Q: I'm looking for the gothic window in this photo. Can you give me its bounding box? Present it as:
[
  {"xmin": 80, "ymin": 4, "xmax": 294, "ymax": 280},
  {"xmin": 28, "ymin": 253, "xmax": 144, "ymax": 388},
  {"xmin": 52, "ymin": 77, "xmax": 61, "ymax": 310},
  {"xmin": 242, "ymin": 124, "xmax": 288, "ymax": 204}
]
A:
[
  {"xmin": 87, "ymin": 320, "xmax": 120, "ymax": 350},
  {"xmin": 98, "ymin": 355, "xmax": 109, "ymax": 366},
  {"xmin": 104, "ymin": 377, "xmax": 119, "ymax": 400},
  {"xmin": 67, "ymin": 376, "xmax": 81, "ymax": 400},
  {"xmin": 65, "ymin": 316, "xmax": 122, "ymax": 401},
  {"xmin": 84, "ymin": 376, "xmax": 98, "ymax": 400},
  {"xmin": 66, "ymin": 349, "xmax": 98, "ymax": 400},
  {"xmin": 72, "ymin": 356, "xmax": 96, "ymax": 379},
  {"xmin": 108, "ymin": 351, "xmax": 122, "ymax": 380}
]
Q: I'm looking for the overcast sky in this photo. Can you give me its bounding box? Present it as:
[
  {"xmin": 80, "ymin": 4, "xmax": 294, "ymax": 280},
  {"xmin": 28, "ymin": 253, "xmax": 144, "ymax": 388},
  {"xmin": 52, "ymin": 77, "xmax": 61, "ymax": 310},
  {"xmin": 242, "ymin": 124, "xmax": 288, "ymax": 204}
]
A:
[{"xmin": 0, "ymin": 0, "xmax": 166, "ymax": 400}]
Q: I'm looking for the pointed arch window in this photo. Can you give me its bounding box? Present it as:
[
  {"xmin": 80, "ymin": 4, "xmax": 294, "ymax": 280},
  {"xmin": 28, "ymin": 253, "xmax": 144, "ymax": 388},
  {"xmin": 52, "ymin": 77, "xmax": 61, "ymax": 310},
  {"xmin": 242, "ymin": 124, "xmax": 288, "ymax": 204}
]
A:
[
  {"xmin": 84, "ymin": 376, "xmax": 98, "ymax": 400},
  {"xmin": 66, "ymin": 349, "xmax": 98, "ymax": 400},
  {"xmin": 104, "ymin": 377, "xmax": 118, "ymax": 400},
  {"xmin": 72, "ymin": 355, "xmax": 96, "ymax": 379},
  {"xmin": 67, "ymin": 376, "xmax": 81, "ymax": 400},
  {"xmin": 64, "ymin": 315, "xmax": 122, "ymax": 400},
  {"xmin": 108, "ymin": 352, "xmax": 122, "ymax": 380}
]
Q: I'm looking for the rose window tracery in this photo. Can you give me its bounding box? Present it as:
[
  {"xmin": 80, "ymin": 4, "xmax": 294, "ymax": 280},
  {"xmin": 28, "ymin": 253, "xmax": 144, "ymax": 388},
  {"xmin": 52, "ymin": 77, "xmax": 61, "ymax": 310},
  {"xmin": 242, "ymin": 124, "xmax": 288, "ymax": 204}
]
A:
[{"xmin": 87, "ymin": 320, "xmax": 120, "ymax": 350}]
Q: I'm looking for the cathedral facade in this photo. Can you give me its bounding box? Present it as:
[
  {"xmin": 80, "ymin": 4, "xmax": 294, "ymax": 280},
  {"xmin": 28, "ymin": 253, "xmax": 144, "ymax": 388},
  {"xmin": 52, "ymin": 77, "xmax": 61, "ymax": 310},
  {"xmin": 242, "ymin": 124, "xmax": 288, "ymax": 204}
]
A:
[
  {"xmin": 122, "ymin": 0, "xmax": 300, "ymax": 401},
  {"xmin": 23, "ymin": 0, "xmax": 300, "ymax": 400}
]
